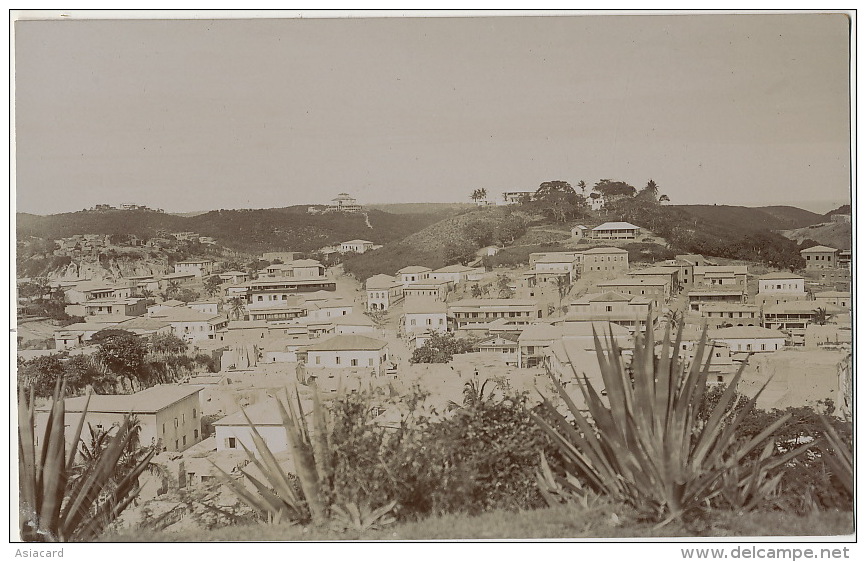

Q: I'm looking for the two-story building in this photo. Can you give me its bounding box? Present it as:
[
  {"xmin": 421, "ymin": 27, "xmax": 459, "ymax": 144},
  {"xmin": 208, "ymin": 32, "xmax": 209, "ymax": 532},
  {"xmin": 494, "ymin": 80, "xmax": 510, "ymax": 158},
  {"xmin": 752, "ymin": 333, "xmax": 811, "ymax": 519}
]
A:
[
  {"xmin": 531, "ymin": 252, "xmax": 583, "ymax": 284},
  {"xmin": 564, "ymin": 292, "xmax": 656, "ymax": 333},
  {"xmin": 692, "ymin": 266, "xmax": 748, "ymax": 289},
  {"xmin": 35, "ymin": 385, "xmax": 203, "ymax": 453},
  {"xmin": 449, "ymin": 299, "xmax": 542, "ymax": 332},
  {"xmin": 580, "ymin": 247, "xmax": 629, "ymax": 276},
  {"xmin": 628, "ymin": 265, "xmax": 682, "ymax": 293},
  {"xmin": 340, "ymin": 240, "xmax": 375, "ymax": 254},
  {"xmin": 595, "ymin": 277, "xmax": 670, "ymax": 310},
  {"xmin": 401, "ymin": 298, "xmax": 449, "ymax": 348},
  {"xmin": 365, "ymin": 274, "xmax": 405, "ymax": 312},
  {"xmin": 83, "ymin": 297, "xmax": 148, "ymax": 318},
  {"xmin": 755, "ymin": 272, "xmax": 809, "ymax": 307},
  {"xmin": 149, "ymin": 307, "xmax": 229, "ymax": 341},
  {"xmin": 428, "ymin": 264, "xmax": 485, "ymax": 285},
  {"xmin": 699, "ymin": 303, "xmax": 761, "ymax": 328},
  {"xmin": 249, "ymin": 277, "xmax": 336, "ymax": 302},
  {"xmin": 709, "ymin": 326, "xmax": 788, "ymax": 354},
  {"xmin": 303, "ymin": 335, "xmax": 391, "ymax": 376},
  {"xmin": 800, "ymin": 245, "xmax": 839, "ymax": 269},
  {"xmin": 174, "ymin": 260, "xmax": 214, "ymax": 277},
  {"xmin": 402, "ymin": 279, "xmax": 452, "ymax": 301},
  {"xmin": 397, "ymin": 266, "xmax": 432, "ymax": 286},
  {"xmin": 474, "ymin": 334, "xmax": 520, "ymax": 365},
  {"xmin": 762, "ymin": 301, "xmax": 844, "ymax": 345},
  {"xmin": 814, "ymin": 291, "xmax": 851, "ymax": 309},
  {"xmin": 687, "ymin": 289, "xmax": 746, "ymax": 312}
]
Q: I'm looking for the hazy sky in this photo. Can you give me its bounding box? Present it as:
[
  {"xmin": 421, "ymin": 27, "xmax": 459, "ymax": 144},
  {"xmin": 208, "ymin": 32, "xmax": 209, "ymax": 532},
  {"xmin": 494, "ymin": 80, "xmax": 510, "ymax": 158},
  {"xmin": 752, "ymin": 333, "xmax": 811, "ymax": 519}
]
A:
[{"xmin": 14, "ymin": 14, "xmax": 851, "ymax": 215}]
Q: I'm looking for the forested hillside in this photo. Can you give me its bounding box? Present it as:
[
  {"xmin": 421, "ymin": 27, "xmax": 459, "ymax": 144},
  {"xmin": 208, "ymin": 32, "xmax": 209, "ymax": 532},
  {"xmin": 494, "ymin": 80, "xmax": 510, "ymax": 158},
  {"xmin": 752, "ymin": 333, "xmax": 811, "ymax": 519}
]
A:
[{"xmin": 16, "ymin": 206, "xmax": 452, "ymax": 254}]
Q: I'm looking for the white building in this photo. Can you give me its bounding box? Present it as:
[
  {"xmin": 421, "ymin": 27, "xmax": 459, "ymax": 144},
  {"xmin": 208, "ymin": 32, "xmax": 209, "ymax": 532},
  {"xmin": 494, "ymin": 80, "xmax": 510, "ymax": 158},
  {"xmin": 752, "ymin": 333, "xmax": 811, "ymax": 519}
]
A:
[
  {"xmin": 327, "ymin": 193, "xmax": 362, "ymax": 213},
  {"xmin": 303, "ymin": 335, "xmax": 391, "ymax": 376},
  {"xmin": 213, "ymin": 397, "xmax": 312, "ymax": 454},
  {"xmin": 174, "ymin": 260, "xmax": 214, "ymax": 277},
  {"xmin": 589, "ymin": 222, "xmax": 640, "ymax": 240},
  {"xmin": 397, "ymin": 266, "xmax": 432, "ymax": 286},
  {"xmin": 428, "ymin": 264, "xmax": 485, "ymax": 285},
  {"xmin": 149, "ymin": 306, "xmax": 229, "ymax": 341},
  {"xmin": 709, "ymin": 326, "xmax": 788, "ymax": 354},
  {"xmin": 401, "ymin": 298, "xmax": 449, "ymax": 342},
  {"xmin": 757, "ymin": 272, "xmax": 806, "ymax": 295},
  {"xmin": 35, "ymin": 385, "xmax": 203, "ymax": 453},
  {"xmin": 365, "ymin": 274, "xmax": 404, "ymax": 312},
  {"xmin": 340, "ymin": 240, "xmax": 375, "ymax": 254}
]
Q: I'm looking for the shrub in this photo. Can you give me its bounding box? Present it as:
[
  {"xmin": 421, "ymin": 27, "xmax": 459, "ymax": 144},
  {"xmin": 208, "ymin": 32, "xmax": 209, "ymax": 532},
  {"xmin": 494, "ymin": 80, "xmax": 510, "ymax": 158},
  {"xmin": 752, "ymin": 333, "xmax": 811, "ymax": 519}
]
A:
[{"xmin": 532, "ymin": 322, "xmax": 812, "ymax": 522}]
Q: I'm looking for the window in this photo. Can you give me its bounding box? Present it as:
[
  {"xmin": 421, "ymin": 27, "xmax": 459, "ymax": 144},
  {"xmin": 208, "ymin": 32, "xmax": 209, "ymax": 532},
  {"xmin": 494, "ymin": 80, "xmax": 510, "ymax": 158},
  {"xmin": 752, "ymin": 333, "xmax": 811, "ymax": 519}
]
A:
[
  {"xmin": 368, "ymin": 358, "xmax": 374, "ymax": 367},
  {"xmin": 316, "ymin": 356, "xmax": 321, "ymax": 364},
  {"xmin": 194, "ymin": 429, "xmax": 199, "ymax": 439},
  {"xmin": 351, "ymin": 359, "xmax": 358, "ymax": 367},
  {"xmin": 336, "ymin": 356, "xmax": 341, "ymax": 365},
  {"xmin": 182, "ymin": 436, "xmax": 187, "ymax": 447},
  {"xmin": 227, "ymin": 437, "xmax": 237, "ymax": 449},
  {"xmin": 174, "ymin": 418, "xmax": 179, "ymax": 428},
  {"xmin": 175, "ymin": 440, "xmax": 179, "ymax": 449},
  {"xmin": 162, "ymin": 423, "xmax": 166, "ymax": 434},
  {"xmin": 182, "ymin": 413, "xmax": 186, "ymax": 423}
]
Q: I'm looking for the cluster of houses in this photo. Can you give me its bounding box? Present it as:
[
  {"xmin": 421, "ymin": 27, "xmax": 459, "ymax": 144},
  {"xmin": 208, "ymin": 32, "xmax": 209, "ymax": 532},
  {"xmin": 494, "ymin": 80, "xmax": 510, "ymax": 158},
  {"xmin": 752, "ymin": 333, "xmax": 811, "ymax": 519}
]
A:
[{"xmin": 20, "ymin": 216, "xmax": 852, "ymax": 523}]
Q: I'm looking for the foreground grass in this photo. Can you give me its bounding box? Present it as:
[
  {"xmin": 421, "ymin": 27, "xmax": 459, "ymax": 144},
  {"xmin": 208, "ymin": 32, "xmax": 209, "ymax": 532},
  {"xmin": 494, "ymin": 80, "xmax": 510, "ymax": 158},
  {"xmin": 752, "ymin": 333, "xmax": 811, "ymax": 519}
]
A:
[{"xmin": 104, "ymin": 502, "xmax": 854, "ymax": 542}]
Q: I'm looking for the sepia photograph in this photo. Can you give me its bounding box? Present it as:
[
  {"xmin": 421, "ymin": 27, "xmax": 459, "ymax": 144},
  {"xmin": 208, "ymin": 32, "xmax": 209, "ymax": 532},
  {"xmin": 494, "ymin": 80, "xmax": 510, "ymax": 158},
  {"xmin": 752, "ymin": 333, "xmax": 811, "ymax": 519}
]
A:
[{"xmin": 9, "ymin": 9, "xmax": 855, "ymax": 550}]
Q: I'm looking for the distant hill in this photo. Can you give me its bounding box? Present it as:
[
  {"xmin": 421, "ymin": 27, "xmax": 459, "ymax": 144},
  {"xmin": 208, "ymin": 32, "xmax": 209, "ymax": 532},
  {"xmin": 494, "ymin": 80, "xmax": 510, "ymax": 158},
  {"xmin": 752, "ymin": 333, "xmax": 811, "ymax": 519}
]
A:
[
  {"xmin": 365, "ymin": 202, "xmax": 476, "ymax": 215},
  {"xmin": 16, "ymin": 206, "xmax": 448, "ymax": 254},
  {"xmin": 672, "ymin": 205, "xmax": 824, "ymax": 232},
  {"xmin": 780, "ymin": 222, "xmax": 852, "ymax": 251},
  {"xmin": 823, "ymin": 204, "xmax": 851, "ymax": 220},
  {"xmin": 343, "ymin": 206, "xmax": 521, "ymax": 280}
]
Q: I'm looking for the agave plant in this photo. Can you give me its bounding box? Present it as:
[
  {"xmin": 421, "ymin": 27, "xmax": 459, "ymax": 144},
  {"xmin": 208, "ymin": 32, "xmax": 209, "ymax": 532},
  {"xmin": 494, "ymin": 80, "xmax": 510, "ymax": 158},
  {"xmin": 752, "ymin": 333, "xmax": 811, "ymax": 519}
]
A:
[
  {"xmin": 532, "ymin": 318, "xmax": 813, "ymax": 522},
  {"xmin": 18, "ymin": 381, "xmax": 155, "ymax": 541},
  {"xmin": 211, "ymin": 385, "xmax": 332, "ymax": 526},
  {"xmin": 331, "ymin": 500, "xmax": 397, "ymax": 534},
  {"xmin": 818, "ymin": 416, "xmax": 853, "ymax": 500}
]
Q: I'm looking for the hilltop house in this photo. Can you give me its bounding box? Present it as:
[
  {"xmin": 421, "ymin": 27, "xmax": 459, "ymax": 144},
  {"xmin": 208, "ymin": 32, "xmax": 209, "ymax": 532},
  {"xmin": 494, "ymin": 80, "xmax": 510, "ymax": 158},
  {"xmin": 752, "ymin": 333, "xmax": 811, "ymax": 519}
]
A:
[
  {"xmin": 365, "ymin": 274, "xmax": 404, "ymax": 312},
  {"xmin": 327, "ymin": 193, "xmax": 362, "ymax": 213},
  {"xmin": 340, "ymin": 240, "xmax": 375, "ymax": 254},
  {"xmin": 501, "ymin": 190, "xmax": 534, "ymax": 204},
  {"xmin": 35, "ymin": 385, "xmax": 203, "ymax": 453},
  {"xmin": 800, "ymin": 245, "xmax": 839, "ymax": 269},
  {"xmin": 570, "ymin": 225, "xmax": 589, "ymax": 239},
  {"xmin": 174, "ymin": 260, "xmax": 214, "ymax": 277},
  {"xmin": 589, "ymin": 222, "xmax": 640, "ymax": 240}
]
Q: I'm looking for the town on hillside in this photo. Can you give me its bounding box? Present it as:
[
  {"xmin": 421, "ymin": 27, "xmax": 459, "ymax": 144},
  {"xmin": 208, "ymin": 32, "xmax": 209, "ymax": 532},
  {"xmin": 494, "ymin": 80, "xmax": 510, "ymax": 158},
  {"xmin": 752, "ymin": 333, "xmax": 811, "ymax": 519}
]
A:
[{"xmin": 15, "ymin": 183, "xmax": 853, "ymax": 535}]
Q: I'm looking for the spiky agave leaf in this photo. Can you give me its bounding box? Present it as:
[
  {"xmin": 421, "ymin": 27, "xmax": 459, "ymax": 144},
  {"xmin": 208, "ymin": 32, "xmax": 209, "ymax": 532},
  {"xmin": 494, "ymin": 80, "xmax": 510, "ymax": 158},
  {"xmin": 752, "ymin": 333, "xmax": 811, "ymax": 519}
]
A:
[{"xmin": 532, "ymin": 312, "xmax": 811, "ymax": 522}]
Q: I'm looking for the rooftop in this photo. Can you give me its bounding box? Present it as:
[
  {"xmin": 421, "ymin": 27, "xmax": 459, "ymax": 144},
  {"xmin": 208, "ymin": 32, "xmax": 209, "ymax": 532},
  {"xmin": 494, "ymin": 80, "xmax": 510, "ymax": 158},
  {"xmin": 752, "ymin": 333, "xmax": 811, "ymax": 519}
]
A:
[
  {"xmin": 759, "ymin": 272, "xmax": 805, "ymax": 280},
  {"xmin": 709, "ymin": 326, "xmax": 788, "ymax": 340},
  {"xmin": 597, "ymin": 277, "xmax": 669, "ymax": 286},
  {"xmin": 800, "ymin": 245, "xmax": 839, "ymax": 253},
  {"xmin": 433, "ymin": 264, "xmax": 478, "ymax": 273},
  {"xmin": 342, "ymin": 239, "xmax": 373, "ymax": 245},
  {"xmin": 592, "ymin": 221, "xmax": 640, "ymax": 231},
  {"xmin": 43, "ymin": 385, "xmax": 201, "ymax": 414},
  {"xmin": 113, "ymin": 317, "xmax": 172, "ymax": 331},
  {"xmin": 365, "ymin": 274, "xmax": 400, "ymax": 289},
  {"xmin": 572, "ymin": 291, "xmax": 632, "ymax": 304},
  {"xmin": 403, "ymin": 298, "xmax": 448, "ymax": 314},
  {"xmin": 448, "ymin": 298, "xmax": 539, "ymax": 308},
  {"xmin": 304, "ymin": 334, "xmax": 388, "ymax": 352},
  {"xmin": 582, "ymin": 246, "xmax": 629, "ymax": 254},
  {"xmin": 149, "ymin": 307, "xmax": 225, "ymax": 323},
  {"xmin": 397, "ymin": 265, "xmax": 433, "ymax": 274}
]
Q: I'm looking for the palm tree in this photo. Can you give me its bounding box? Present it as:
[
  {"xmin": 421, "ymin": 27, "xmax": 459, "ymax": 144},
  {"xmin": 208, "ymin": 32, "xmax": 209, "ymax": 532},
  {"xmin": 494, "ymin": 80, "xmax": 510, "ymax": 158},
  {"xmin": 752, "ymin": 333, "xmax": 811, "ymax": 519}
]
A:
[
  {"xmin": 227, "ymin": 297, "xmax": 247, "ymax": 321},
  {"xmin": 164, "ymin": 280, "xmax": 181, "ymax": 300},
  {"xmin": 659, "ymin": 194, "xmax": 670, "ymax": 204},
  {"xmin": 555, "ymin": 275, "xmax": 573, "ymax": 312},
  {"xmin": 813, "ymin": 307, "xmax": 831, "ymax": 325}
]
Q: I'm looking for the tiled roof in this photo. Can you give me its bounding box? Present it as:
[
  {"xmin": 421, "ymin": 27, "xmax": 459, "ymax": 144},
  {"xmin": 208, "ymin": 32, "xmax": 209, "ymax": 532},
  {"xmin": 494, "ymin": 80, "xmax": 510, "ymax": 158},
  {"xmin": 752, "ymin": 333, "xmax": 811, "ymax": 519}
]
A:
[
  {"xmin": 592, "ymin": 222, "xmax": 640, "ymax": 230},
  {"xmin": 709, "ymin": 326, "xmax": 788, "ymax": 340},
  {"xmin": 582, "ymin": 247, "xmax": 629, "ymax": 254},
  {"xmin": 45, "ymin": 385, "xmax": 201, "ymax": 414},
  {"xmin": 397, "ymin": 266, "xmax": 433, "ymax": 274},
  {"xmin": 304, "ymin": 334, "xmax": 388, "ymax": 352},
  {"xmin": 366, "ymin": 274, "xmax": 399, "ymax": 289},
  {"xmin": 800, "ymin": 245, "xmax": 838, "ymax": 253}
]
